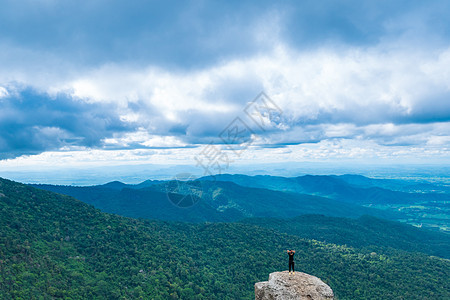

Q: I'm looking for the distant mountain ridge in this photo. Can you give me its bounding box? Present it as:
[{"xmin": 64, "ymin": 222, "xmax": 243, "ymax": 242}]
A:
[
  {"xmin": 33, "ymin": 178, "xmax": 403, "ymax": 223},
  {"xmin": 199, "ymin": 174, "xmax": 450, "ymax": 232},
  {"xmin": 96, "ymin": 179, "xmax": 162, "ymax": 190},
  {"xmin": 32, "ymin": 183, "xmax": 227, "ymax": 222},
  {"xmin": 2, "ymin": 177, "xmax": 450, "ymax": 299},
  {"xmin": 31, "ymin": 175, "xmax": 450, "ymax": 259},
  {"xmin": 199, "ymin": 174, "xmax": 450, "ymax": 205},
  {"xmin": 337, "ymin": 174, "xmax": 450, "ymax": 194},
  {"xmin": 34, "ymin": 173, "xmax": 450, "ymax": 231}
]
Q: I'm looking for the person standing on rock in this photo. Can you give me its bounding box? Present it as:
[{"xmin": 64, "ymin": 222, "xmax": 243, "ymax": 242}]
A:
[{"xmin": 287, "ymin": 249, "xmax": 295, "ymax": 274}]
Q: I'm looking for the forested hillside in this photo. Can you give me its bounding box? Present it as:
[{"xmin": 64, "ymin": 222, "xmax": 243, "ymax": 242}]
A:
[
  {"xmin": 33, "ymin": 179, "xmax": 401, "ymax": 222},
  {"xmin": 241, "ymin": 215, "xmax": 450, "ymax": 259},
  {"xmin": 200, "ymin": 174, "xmax": 450, "ymax": 232},
  {"xmin": 1, "ymin": 178, "xmax": 449, "ymax": 299}
]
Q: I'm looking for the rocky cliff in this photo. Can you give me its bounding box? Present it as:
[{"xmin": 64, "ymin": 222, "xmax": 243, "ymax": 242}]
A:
[{"xmin": 255, "ymin": 271, "xmax": 334, "ymax": 300}]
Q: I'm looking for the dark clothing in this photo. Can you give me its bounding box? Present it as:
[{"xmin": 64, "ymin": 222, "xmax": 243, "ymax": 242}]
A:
[
  {"xmin": 289, "ymin": 261, "xmax": 295, "ymax": 272},
  {"xmin": 288, "ymin": 251, "xmax": 295, "ymax": 272},
  {"xmin": 288, "ymin": 252, "xmax": 295, "ymax": 261}
]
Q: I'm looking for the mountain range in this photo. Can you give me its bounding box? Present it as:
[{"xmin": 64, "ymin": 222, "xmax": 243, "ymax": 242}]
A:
[
  {"xmin": 1, "ymin": 177, "xmax": 450, "ymax": 299},
  {"xmin": 33, "ymin": 178, "xmax": 403, "ymax": 223},
  {"xmin": 31, "ymin": 174, "xmax": 450, "ymax": 259}
]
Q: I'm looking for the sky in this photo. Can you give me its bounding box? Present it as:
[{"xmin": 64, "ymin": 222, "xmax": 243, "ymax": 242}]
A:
[{"xmin": 1, "ymin": 0, "xmax": 450, "ymax": 180}]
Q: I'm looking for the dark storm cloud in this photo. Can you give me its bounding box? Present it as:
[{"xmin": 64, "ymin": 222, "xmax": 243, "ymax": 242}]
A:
[
  {"xmin": 0, "ymin": 88, "xmax": 133, "ymax": 159},
  {"xmin": 2, "ymin": 0, "xmax": 448, "ymax": 70},
  {"xmin": 0, "ymin": 1, "xmax": 273, "ymax": 69}
]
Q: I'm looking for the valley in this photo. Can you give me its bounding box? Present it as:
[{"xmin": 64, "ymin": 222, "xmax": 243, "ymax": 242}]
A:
[{"xmin": 1, "ymin": 177, "xmax": 449, "ymax": 299}]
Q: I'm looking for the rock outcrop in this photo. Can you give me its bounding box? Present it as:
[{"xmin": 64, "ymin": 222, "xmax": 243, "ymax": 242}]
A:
[{"xmin": 255, "ymin": 271, "xmax": 334, "ymax": 300}]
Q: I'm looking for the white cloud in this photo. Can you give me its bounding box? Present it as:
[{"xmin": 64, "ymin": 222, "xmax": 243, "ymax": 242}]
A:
[
  {"xmin": 0, "ymin": 87, "xmax": 9, "ymax": 98},
  {"xmin": 102, "ymin": 129, "xmax": 187, "ymax": 148},
  {"xmin": 2, "ymin": 27, "xmax": 450, "ymax": 165},
  {"xmin": 46, "ymin": 43, "xmax": 449, "ymax": 131},
  {"xmin": 1, "ymin": 137, "xmax": 448, "ymax": 173}
]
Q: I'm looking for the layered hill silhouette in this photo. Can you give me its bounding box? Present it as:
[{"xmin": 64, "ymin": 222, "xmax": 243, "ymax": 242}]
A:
[
  {"xmin": 33, "ymin": 179, "xmax": 403, "ymax": 223},
  {"xmin": 32, "ymin": 176, "xmax": 450, "ymax": 259},
  {"xmin": 198, "ymin": 174, "xmax": 450, "ymax": 232},
  {"xmin": 2, "ymin": 177, "xmax": 450, "ymax": 299},
  {"xmin": 199, "ymin": 174, "xmax": 450, "ymax": 205}
]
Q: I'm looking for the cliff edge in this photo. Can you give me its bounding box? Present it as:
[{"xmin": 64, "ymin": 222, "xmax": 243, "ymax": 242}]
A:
[{"xmin": 255, "ymin": 271, "xmax": 334, "ymax": 300}]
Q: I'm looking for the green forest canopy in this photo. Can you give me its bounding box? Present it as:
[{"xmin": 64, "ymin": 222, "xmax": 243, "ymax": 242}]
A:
[{"xmin": 1, "ymin": 178, "xmax": 449, "ymax": 299}]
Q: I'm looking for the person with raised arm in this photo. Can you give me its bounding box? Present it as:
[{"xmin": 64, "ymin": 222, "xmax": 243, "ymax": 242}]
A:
[{"xmin": 287, "ymin": 249, "xmax": 295, "ymax": 274}]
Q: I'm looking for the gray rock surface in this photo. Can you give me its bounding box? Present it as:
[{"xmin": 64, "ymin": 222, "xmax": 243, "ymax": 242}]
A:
[{"xmin": 255, "ymin": 271, "xmax": 334, "ymax": 300}]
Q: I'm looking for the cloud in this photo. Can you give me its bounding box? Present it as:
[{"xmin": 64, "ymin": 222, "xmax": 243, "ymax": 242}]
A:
[
  {"xmin": 41, "ymin": 43, "xmax": 450, "ymax": 145},
  {"xmin": 0, "ymin": 88, "xmax": 133, "ymax": 158},
  {"xmin": 1, "ymin": 41, "xmax": 450, "ymax": 160},
  {"xmin": 0, "ymin": 0, "xmax": 280, "ymax": 71},
  {"xmin": 0, "ymin": 87, "xmax": 8, "ymax": 98},
  {"xmin": 1, "ymin": 0, "xmax": 450, "ymax": 165},
  {"xmin": 3, "ymin": 0, "xmax": 449, "ymax": 77}
]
